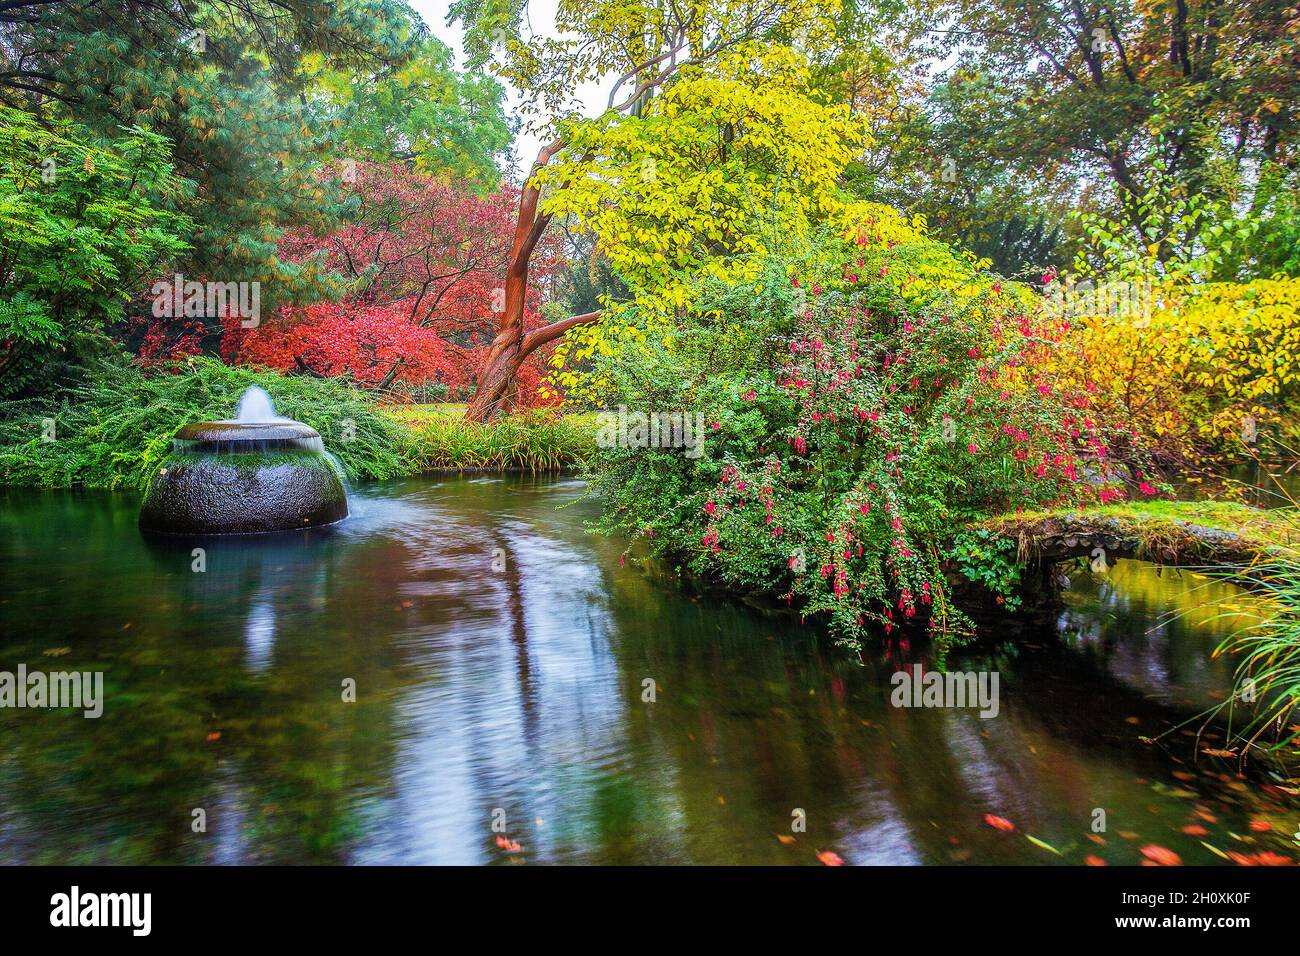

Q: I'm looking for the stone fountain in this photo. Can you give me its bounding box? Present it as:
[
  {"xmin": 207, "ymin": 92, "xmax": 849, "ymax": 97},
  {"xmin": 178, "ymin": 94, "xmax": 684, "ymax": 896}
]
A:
[{"xmin": 138, "ymin": 386, "xmax": 349, "ymax": 534}]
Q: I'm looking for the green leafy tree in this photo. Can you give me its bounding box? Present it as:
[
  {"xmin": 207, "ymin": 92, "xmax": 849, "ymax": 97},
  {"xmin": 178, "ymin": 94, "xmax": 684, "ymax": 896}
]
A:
[
  {"xmin": 305, "ymin": 37, "xmax": 515, "ymax": 190},
  {"xmin": 0, "ymin": 106, "xmax": 192, "ymax": 395},
  {"xmin": 920, "ymin": 0, "xmax": 1298, "ymax": 250},
  {"xmin": 449, "ymin": 0, "xmax": 851, "ymax": 421},
  {"xmin": 0, "ymin": 0, "xmax": 426, "ymax": 320}
]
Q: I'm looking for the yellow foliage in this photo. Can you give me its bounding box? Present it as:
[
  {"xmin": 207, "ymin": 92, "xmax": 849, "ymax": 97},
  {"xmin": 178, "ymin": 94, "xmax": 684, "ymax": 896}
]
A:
[
  {"xmin": 538, "ymin": 41, "xmax": 865, "ymax": 403},
  {"xmin": 1051, "ymin": 277, "xmax": 1300, "ymax": 462}
]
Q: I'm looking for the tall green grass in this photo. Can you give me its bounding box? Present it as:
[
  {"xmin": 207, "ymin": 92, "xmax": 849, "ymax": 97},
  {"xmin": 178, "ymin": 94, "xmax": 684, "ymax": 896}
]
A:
[
  {"xmin": 391, "ymin": 405, "xmax": 597, "ymax": 471},
  {"xmin": 0, "ymin": 355, "xmax": 420, "ymax": 488},
  {"xmin": 0, "ymin": 356, "xmax": 599, "ymax": 489},
  {"xmin": 1216, "ymin": 552, "xmax": 1300, "ymax": 761}
]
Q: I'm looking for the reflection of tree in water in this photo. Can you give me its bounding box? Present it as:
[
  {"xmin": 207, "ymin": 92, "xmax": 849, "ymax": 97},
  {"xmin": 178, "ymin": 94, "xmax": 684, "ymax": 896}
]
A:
[
  {"xmin": 1056, "ymin": 559, "xmax": 1258, "ymax": 706},
  {"xmin": 590, "ymin": 556, "xmax": 1296, "ymax": 864},
  {"xmin": 0, "ymin": 504, "xmax": 416, "ymax": 863},
  {"xmin": 3, "ymin": 481, "xmax": 1297, "ymax": 865}
]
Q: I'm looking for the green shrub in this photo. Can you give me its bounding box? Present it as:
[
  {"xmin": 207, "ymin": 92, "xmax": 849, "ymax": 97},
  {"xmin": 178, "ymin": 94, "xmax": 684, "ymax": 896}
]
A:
[{"xmin": 0, "ymin": 106, "xmax": 192, "ymax": 397}]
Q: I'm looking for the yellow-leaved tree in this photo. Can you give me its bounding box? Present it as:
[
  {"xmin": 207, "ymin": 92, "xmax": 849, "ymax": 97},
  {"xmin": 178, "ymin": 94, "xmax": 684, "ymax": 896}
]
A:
[
  {"xmin": 449, "ymin": 0, "xmax": 852, "ymax": 420},
  {"xmin": 535, "ymin": 42, "xmax": 864, "ymax": 400}
]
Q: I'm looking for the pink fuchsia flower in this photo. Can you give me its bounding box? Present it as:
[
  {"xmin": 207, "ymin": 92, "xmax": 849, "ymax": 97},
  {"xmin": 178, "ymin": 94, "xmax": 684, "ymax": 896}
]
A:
[{"xmin": 968, "ymin": 442, "xmax": 978, "ymax": 454}]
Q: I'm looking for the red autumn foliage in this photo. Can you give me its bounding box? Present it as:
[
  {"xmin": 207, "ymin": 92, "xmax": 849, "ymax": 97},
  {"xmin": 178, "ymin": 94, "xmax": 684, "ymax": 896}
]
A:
[
  {"xmin": 222, "ymin": 163, "xmax": 563, "ymax": 404},
  {"xmin": 138, "ymin": 162, "xmax": 564, "ymax": 404}
]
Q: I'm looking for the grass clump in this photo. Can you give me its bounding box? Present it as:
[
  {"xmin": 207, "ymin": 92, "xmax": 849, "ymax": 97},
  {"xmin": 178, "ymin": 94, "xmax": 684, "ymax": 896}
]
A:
[
  {"xmin": 0, "ymin": 354, "xmax": 421, "ymax": 489},
  {"xmin": 1212, "ymin": 556, "xmax": 1300, "ymax": 762},
  {"xmin": 390, "ymin": 405, "xmax": 598, "ymax": 471}
]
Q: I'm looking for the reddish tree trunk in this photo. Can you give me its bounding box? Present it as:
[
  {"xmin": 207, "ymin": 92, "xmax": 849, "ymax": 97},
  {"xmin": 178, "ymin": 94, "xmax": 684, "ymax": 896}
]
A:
[{"xmin": 464, "ymin": 138, "xmax": 599, "ymax": 422}]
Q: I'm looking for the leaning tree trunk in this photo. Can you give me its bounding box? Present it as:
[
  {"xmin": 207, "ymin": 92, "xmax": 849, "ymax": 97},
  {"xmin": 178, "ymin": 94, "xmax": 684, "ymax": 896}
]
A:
[{"xmin": 464, "ymin": 139, "xmax": 599, "ymax": 422}]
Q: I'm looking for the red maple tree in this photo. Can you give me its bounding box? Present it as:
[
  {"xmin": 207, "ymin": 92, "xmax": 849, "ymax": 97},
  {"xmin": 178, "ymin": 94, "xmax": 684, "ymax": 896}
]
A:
[{"xmin": 221, "ymin": 162, "xmax": 563, "ymax": 404}]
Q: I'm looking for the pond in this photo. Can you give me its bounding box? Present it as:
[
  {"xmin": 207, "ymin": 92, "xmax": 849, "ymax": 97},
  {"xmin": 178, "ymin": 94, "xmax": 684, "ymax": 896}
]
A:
[{"xmin": 1, "ymin": 474, "xmax": 1297, "ymax": 865}]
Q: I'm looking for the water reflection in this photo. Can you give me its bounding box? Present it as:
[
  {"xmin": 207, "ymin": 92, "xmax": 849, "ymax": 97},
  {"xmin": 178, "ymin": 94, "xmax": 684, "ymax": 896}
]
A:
[{"xmin": 0, "ymin": 476, "xmax": 1296, "ymax": 865}]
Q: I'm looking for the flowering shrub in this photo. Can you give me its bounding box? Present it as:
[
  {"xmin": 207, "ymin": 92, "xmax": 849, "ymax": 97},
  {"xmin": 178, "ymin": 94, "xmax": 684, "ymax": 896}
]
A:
[{"xmin": 588, "ymin": 226, "xmax": 1150, "ymax": 656}]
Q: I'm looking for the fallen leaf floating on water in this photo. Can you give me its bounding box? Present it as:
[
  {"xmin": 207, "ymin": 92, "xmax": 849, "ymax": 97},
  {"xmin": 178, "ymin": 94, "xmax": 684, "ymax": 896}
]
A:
[
  {"xmin": 1201, "ymin": 841, "xmax": 1230, "ymax": 860},
  {"xmin": 1025, "ymin": 834, "xmax": 1062, "ymax": 856},
  {"xmin": 983, "ymin": 814, "xmax": 1015, "ymax": 832},
  {"xmin": 776, "ymin": 835, "xmax": 796, "ymax": 845},
  {"xmin": 42, "ymin": 647, "xmax": 71, "ymax": 657},
  {"xmin": 1084, "ymin": 855, "xmax": 1107, "ymax": 866},
  {"xmin": 1180, "ymin": 824, "xmax": 1209, "ymax": 836},
  {"xmin": 495, "ymin": 835, "xmax": 522, "ymax": 853},
  {"xmin": 1249, "ymin": 819, "xmax": 1273, "ymax": 832},
  {"xmin": 816, "ymin": 850, "xmax": 844, "ymax": 866},
  {"xmin": 206, "ymin": 732, "xmax": 221, "ymax": 742},
  {"xmin": 1226, "ymin": 851, "xmax": 1293, "ymax": 866},
  {"xmin": 1140, "ymin": 844, "xmax": 1182, "ymax": 866}
]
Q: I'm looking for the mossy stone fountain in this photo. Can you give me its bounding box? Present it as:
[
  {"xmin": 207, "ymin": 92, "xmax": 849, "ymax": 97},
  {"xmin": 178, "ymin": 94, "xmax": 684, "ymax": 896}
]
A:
[{"xmin": 139, "ymin": 386, "xmax": 349, "ymax": 534}]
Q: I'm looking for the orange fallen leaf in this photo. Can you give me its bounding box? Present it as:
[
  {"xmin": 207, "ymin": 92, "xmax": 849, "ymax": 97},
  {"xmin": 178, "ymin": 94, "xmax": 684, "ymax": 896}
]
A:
[
  {"xmin": 1140, "ymin": 844, "xmax": 1182, "ymax": 866},
  {"xmin": 1084, "ymin": 855, "xmax": 1107, "ymax": 866},
  {"xmin": 495, "ymin": 835, "xmax": 522, "ymax": 853},
  {"xmin": 1181, "ymin": 824, "xmax": 1209, "ymax": 836},
  {"xmin": 1248, "ymin": 819, "xmax": 1272, "ymax": 832},
  {"xmin": 1087, "ymin": 833, "xmax": 1107, "ymax": 845},
  {"xmin": 206, "ymin": 732, "xmax": 221, "ymax": 742},
  {"xmin": 983, "ymin": 814, "xmax": 1015, "ymax": 832},
  {"xmin": 1227, "ymin": 851, "xmax": 1292, "ymax": 866},
  {"xmin": 776, "ymin": 835, "xmax": 796, "ymax": 845},
  {"xmin": 816, "ymin": 850, "xmax": 844, "ymax": 866}
]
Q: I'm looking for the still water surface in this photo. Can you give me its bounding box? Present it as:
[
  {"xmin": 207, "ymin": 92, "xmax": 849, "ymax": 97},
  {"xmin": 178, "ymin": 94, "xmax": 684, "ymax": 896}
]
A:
[{"xmin": 1, "ymin": 475, "xmax": 1297, "ymax": 864}]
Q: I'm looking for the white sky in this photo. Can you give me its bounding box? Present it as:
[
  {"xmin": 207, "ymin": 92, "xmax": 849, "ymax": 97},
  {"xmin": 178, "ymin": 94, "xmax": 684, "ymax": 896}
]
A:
[{"xmin": 409, "ymin": 0, "xmax": 610, "ymax": 179}]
